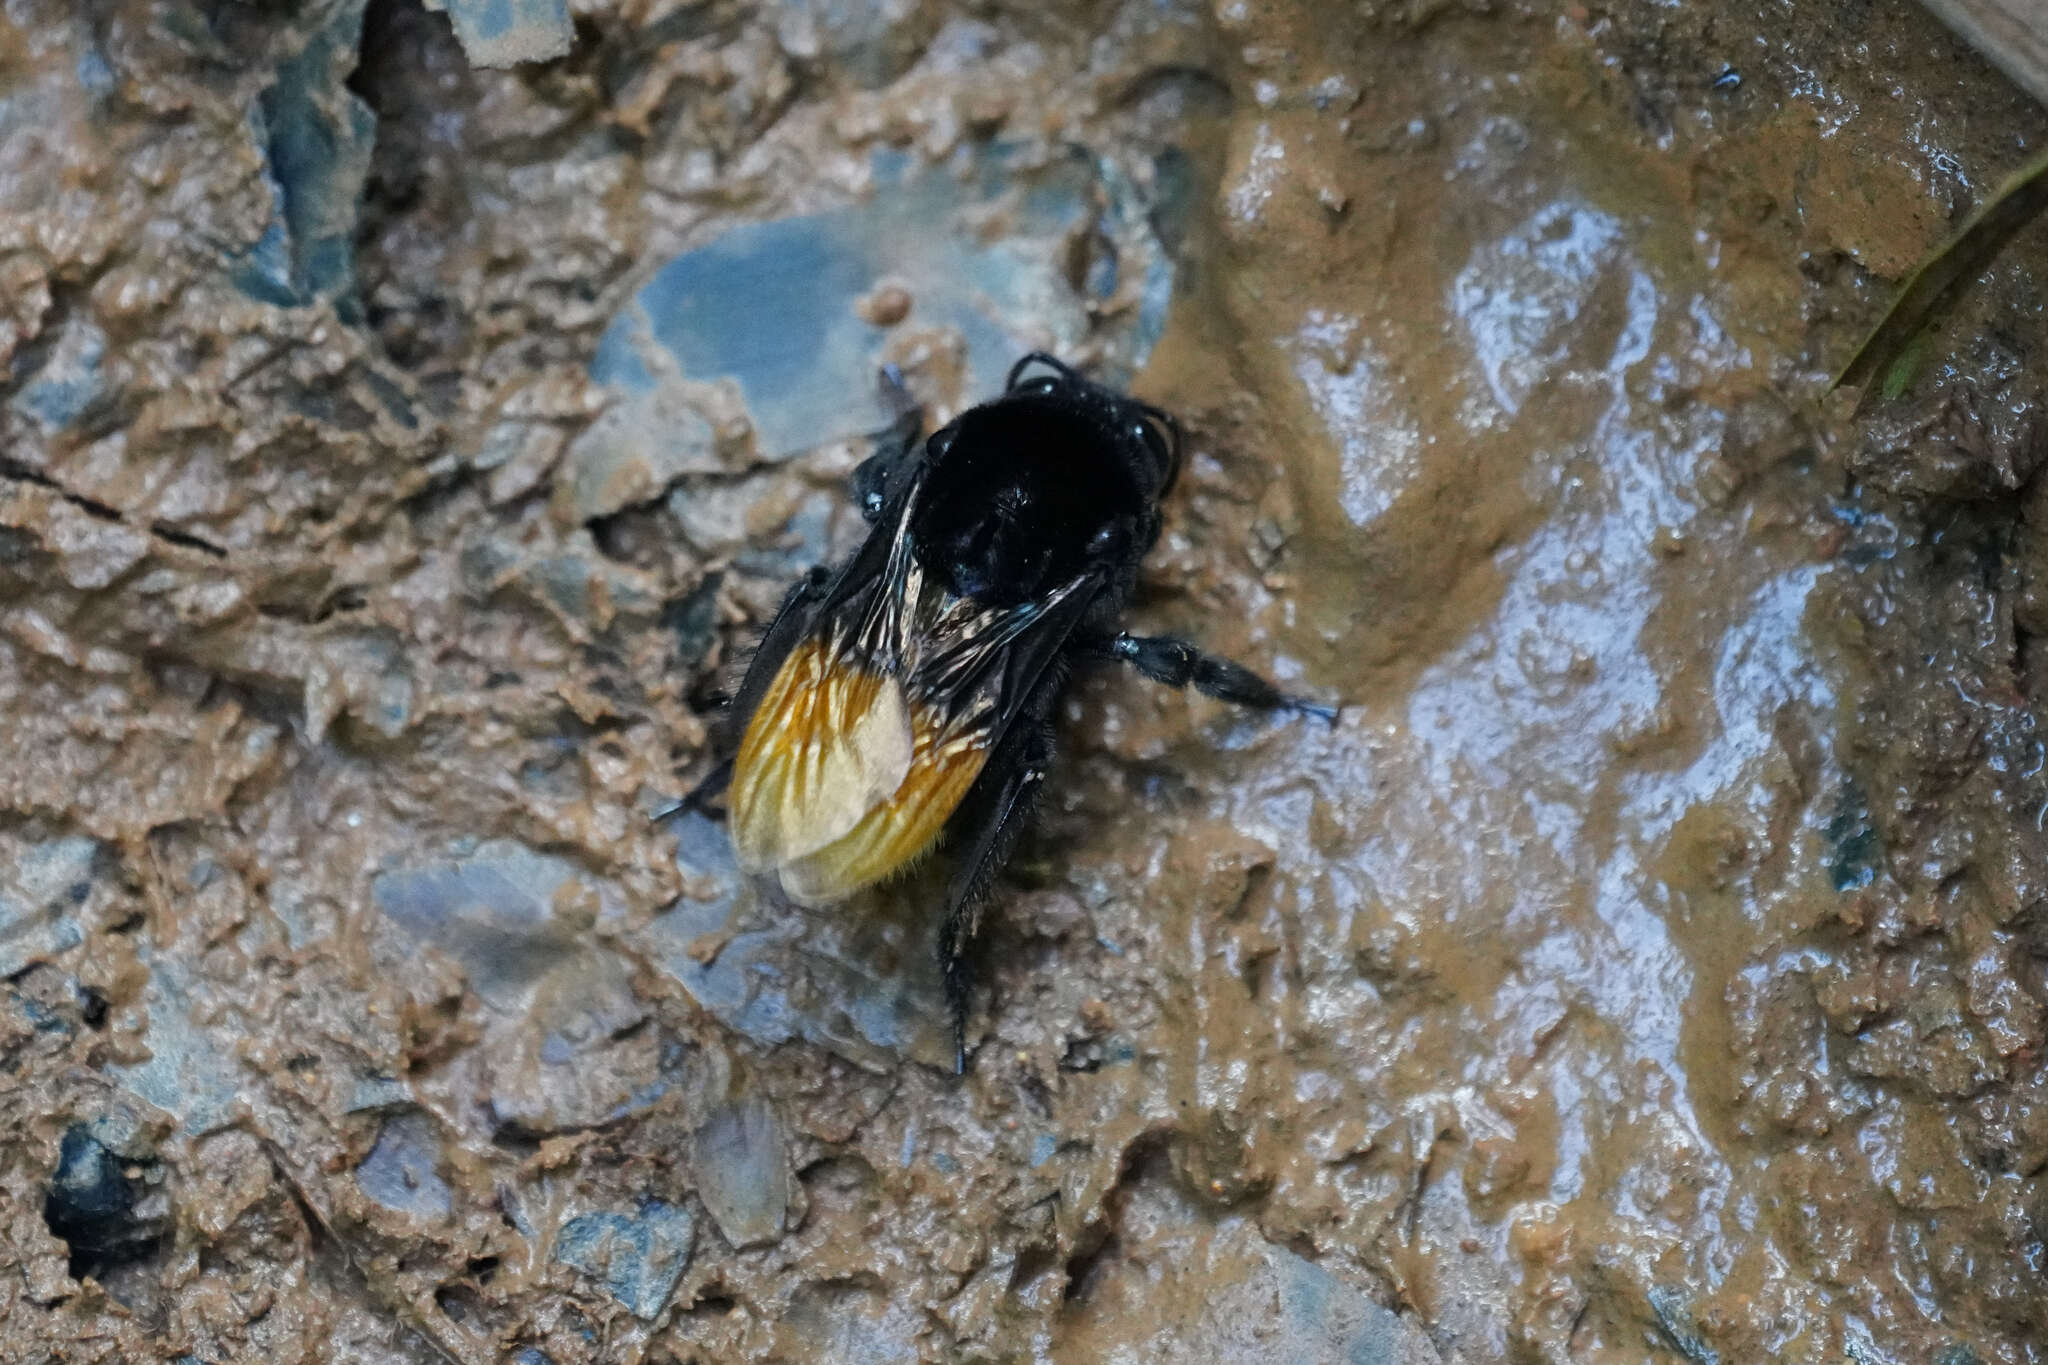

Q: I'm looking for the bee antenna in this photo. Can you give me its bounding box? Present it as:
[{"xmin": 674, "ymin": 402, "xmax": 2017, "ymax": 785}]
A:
[
  {"xmin": 1005, "ymin": 351, "xmax": 1080, "ymax": 391},
  {"xmin": 1139, "ymin": 402, "xmax": 1183, "ymax": 496},
  {"xmin": 877, "ymin": 363, "xmax": 919, "ymax": 420}
]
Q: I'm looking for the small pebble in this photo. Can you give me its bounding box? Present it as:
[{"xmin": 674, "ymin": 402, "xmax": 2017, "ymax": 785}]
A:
[{"xmin": 857, "ymin": 281, "xmax": 914, "ymax": 327}]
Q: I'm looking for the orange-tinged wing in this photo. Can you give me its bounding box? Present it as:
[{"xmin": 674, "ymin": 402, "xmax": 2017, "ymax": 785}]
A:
[
  {"xmin": 777, "ymin": 707, "xmax": 988, "ymax": 904},
  {"xmin": 728, "ymin": 636, "xmax": 990, "ymax": 903},
  {"xmin": 728, "ymin": 638, "xmax": 913, "ymax": 870}
]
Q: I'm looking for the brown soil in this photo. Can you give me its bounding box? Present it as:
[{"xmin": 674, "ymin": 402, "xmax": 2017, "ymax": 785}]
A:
[{"xmin": 3, "ymin": 0, "xmax": 2047, "ymax": 1361}]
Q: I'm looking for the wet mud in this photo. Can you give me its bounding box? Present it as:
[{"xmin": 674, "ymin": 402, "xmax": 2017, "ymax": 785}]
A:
[{"xmin": 3, "ymin": 0, "xmax": 2047, "ymax": 1361}]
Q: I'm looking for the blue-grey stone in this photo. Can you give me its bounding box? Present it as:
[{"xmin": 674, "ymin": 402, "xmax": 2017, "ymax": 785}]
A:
[
  {"xmin": 554, "ymin": 1200, "xmax": 695, "ymax": 1320},
  {"xmin": 106, "ymin": 949, "xmax": 242, "ymax": 1137},
  {"xmin": 1239, "ymin": 1241, "xmax": 1440, "ymax": 1364},
  {"xmin": 773, "ymin": 0, "xmax": 930, "ymax": 88},
  {"xmin": 354, "ymin": 1110, "xmax": 453, "ymax": 1220},
  {"xmin": 229, "ymin": 217, "xmax": 299, "ymax": 310},
  {"xmin": 10, "ymin": 318, "xmax": 106, "ymax": 433},
  {"xmin": 728, "ymin": 485, "xmax": 838, "ymax": 581},
  {"xmin": 692, "ymin": 1094, "xmax": 791, "ymax": 1248},
  {"xmin": 460, "ymin": 534, "xmax": 663, "ymax": 629},
  {"xmin": 1086, "ymin": 1222, "xmax": 1440, "ymax": 1364},
  {"xmin": 588, "ymin": 143, "xmax": 1176, "ymax": 460},
  {"xmin": 637, "ymin": 812, "xmax": 951, "ymax": 1071},
  {"xmin": 486, "ymin": 950, "xmax": 673, "ymax": 1136},
  {"xmin": 783, "ymin": 1280, "xmax": 926, "ymax": 1363},
  {"xmin": 78, "ymin": 1105, "xmax": 158, "ymax": 1163},
  {"xmin": 516, "ymin": 542, "xmax": 665, "ymax": 627},
  {"xmin": 346, "ymin": 1073, "xmax": 414, "ymax": 1114},
  {"xmin": 1826, "ymin": 778, "xmax": 1881, "ymax": 892},
  {"xmin": 237, "ymin": 2, "xmax": 376, "ymax": 312},
  {"xmin": 0, "ymin": 836, "xmax": 98, "ymax": 977},
  {"xmin": 75, "ymin": 47, "xmax": 116, "ymax": 98},
  {"xmin": 371, "ymin": 841, "xmax": 621, "ymax": 1010},
  {"xmin": 374, "ymin": 841, "xmax": 672, "ymax": 1134},
  {"xmin": 426, "ymin": 0, "xmax": 574, "ymax": 68},
  {"xmin": 7, "ymin": 989, "xmax": 71, "ymax": 1037},
  {"xmin": 558, "ymin": 395, "xmax": 719, "ymax": 522}
]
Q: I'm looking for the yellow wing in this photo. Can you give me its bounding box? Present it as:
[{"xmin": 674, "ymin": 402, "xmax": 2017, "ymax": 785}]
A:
[{"xmin": 728, "ymin": 636, "xmax": 990, "ymax": 905}]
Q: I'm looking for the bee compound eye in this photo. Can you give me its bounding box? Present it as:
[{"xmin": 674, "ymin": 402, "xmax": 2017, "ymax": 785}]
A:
[
  {"xmin": 1088, "ymin": 520, "xmax": 1129, "ymax": 558},
  {"xmin": 1132, "ymin": 409, "xmax": 1180, "ymax": 487}
]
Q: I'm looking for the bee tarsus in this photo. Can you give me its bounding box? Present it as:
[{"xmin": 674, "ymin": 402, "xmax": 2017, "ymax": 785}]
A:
[
  {"xmin": 651, "ymin": 566, "xmax": 835, "ymax": 823},
  {"xmin": 935, "ymin": 718, "xmax": 1054, "ymax": 1073},
  {"xmin": 1103, "ymin": 632, "xmax": 1341, "ymax": 724},
  {"xmin": 651, "ymin": 754, "xmax": 735, "ymax": 823}
]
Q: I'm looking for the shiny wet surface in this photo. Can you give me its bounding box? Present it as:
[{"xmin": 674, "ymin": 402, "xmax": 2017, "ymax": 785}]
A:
[{"xmin": 1, "ymin": 0, "xmax": 2046, "ymax": 1362}]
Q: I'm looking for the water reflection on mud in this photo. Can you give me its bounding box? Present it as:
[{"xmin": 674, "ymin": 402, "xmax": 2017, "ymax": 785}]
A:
[{"xmin": 2, "ymin": 0, "xmax": 2047, "ymax": 1361}]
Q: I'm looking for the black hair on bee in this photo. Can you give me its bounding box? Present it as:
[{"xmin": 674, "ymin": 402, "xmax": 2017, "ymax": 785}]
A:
[{"xmin": 692, "ymin": 353, "xmax": 1335, "ymax": 1071}]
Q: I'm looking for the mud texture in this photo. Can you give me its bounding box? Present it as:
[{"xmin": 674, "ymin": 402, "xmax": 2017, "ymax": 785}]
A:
[{"xmin": 3, "ymin": 0, "xmax": 2048, "ymax": 1362}]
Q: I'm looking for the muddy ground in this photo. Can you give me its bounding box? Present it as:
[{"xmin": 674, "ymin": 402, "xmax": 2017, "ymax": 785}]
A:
[{"xmin": 2, "ymin": 0, "xmax": 2047, "ymax": 1361}]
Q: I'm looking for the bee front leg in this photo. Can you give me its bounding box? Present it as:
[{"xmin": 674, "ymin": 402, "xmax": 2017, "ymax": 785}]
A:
[
  {"xmin": 936, "ymin": 722, "xmax": 1055, "ymax": 1074},
  {"xmin": 852, "ymin": 370, "xmax": 925, "ymax": 522},
  {"xmin": 1104, "ymin": 633, "xmax": 1339, "ymax": 723}
]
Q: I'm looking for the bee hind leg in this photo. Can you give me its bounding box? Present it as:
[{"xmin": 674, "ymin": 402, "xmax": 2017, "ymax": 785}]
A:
[
  {"xmin": 936, "ymin": 723, "xmax": 1055, "ymax": 1074},
  {"xmin": 726, "ymin": 565, "xmax": 833, "ymax": 724},
  {"xmin": 1105, "ymin": 633, "xmax": 1339, "ymax": 724},
  {"xmin": 649, "ymin": 758, "xmax": 732, "ymax": 823},
  {"xmin": 649, "ymin": 565, "xmax": 834, "ymax": 827}
]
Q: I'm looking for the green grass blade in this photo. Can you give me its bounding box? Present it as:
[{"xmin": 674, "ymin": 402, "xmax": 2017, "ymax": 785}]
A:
[{"xmin": 1833, "ymin": 145, "xmax": 2048, "ymax": 393}]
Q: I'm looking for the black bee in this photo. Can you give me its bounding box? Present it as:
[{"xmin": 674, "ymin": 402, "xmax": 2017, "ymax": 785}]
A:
[{"xmin": 706, "ymin": 353, "xmax": 1334, "ymax": 1070}]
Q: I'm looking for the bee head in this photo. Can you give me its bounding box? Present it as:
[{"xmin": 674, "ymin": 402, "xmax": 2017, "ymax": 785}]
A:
[{"xmin": 1001, "ymin": 353, "xmax": 1182, "ymax": 502}]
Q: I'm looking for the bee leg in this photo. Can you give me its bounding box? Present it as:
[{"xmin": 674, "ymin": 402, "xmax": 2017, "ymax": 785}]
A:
[
  {"xmin": 712, "ymin": 564, "xmax": 833, "ymax": 760},
  {"xmin": 649, "ymin": 756, "xmax": 733, "ymax": 823},
  {"xmin": 937, "ymin": 723, "xmax": 1055, "ymax": 1074},
  {"xmin": 1106, "ymin": 633, "xmax": 1339, "ymax": 724},
  {"xmin": 853, "ymin": 388, "xmax": 925, "ymax": 523},
  {"xmin": 653, "ymin": 567, "xmax": 831, "ymax": 822}
]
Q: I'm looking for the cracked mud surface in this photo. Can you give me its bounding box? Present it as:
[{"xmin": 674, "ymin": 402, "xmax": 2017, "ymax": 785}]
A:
[{"xmin": 3, "ymin": 0, "xmax": 2048, "ymax": 1361}]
